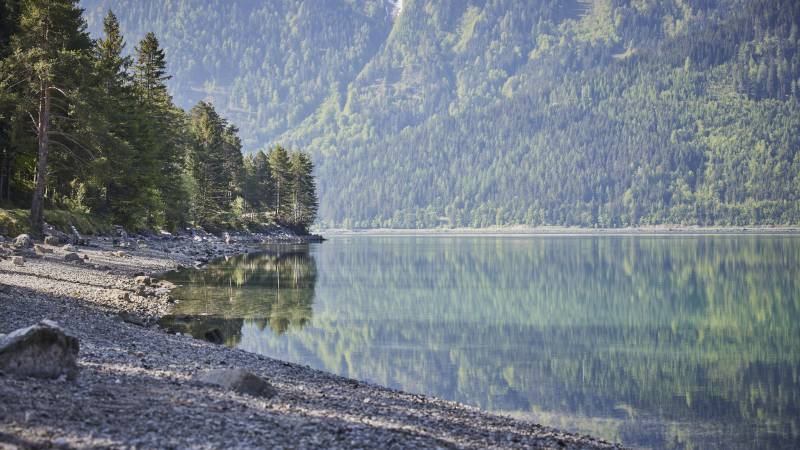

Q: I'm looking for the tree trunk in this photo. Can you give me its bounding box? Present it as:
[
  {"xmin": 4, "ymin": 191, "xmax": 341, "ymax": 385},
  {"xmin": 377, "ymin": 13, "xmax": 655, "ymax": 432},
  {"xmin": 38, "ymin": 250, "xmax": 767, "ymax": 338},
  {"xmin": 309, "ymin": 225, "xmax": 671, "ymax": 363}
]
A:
[
  {"xmin": 30, "ymin": 84, "xmax": 51, "ymax": 238},
  {"xmin": 275, "ymin": 181, "xmax": 280, "ymax": 220},
  {"xmin": 0, "ymin": 147, "xmax": 8, "ymax": 202}
]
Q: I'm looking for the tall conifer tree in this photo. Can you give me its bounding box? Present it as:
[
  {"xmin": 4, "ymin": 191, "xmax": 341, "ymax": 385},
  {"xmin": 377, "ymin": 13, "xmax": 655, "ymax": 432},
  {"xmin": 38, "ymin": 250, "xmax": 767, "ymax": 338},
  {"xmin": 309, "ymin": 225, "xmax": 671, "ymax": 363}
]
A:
[
  {"xmin": 267, "ymin": 145, "xmax": 291, "ymax": 221},
  {"xmin": 8, "ymin": 0, "xmax": 92, "ymax": 236}
]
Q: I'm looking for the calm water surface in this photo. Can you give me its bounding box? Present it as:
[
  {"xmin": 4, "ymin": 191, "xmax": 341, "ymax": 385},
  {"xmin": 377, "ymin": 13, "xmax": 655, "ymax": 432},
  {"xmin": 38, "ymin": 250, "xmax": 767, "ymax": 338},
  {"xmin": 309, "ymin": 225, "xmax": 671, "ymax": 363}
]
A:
[{"xmin": 161, "ymin": 236, "xmax": 800, "ymax": 449}]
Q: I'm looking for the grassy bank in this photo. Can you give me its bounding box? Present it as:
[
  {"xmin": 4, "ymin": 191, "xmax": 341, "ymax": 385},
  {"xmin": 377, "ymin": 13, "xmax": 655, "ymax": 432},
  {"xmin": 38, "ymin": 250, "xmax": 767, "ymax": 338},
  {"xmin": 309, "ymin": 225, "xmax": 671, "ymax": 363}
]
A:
[{"xmin": 0, "ymin": 208, "xmax": 111, "ymax": 237}]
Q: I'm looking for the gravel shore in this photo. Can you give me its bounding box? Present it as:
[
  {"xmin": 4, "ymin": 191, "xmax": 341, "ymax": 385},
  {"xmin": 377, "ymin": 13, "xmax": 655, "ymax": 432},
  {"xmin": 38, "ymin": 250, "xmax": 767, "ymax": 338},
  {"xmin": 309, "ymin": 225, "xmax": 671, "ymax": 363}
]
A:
[{"xmin": 0, "ymin": 233, "xmax": 623, "ymax": 449}]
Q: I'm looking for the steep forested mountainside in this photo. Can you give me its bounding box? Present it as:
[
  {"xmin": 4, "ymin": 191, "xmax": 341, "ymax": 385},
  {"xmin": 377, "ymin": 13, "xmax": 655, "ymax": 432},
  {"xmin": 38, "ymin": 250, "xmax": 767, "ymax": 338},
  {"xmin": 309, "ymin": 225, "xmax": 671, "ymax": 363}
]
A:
[{"xmin": 80, "ymin": 0, "xmax": 800, "ymax": 228}]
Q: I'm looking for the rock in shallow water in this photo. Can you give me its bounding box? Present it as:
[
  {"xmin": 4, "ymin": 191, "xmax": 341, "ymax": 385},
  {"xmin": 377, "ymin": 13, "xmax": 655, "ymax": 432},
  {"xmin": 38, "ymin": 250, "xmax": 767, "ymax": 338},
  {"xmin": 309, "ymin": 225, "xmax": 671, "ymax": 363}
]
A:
[
  {"xmin": 0, "ymin": 320, "xmax": 79, "ymax": 380},
  {"xmin": 194, "ymin": 368, "xmax": 276, "ymax": 398},
  {"xmin": 203, "ymin": 328, "xmax": 225, "ymax": 345}
]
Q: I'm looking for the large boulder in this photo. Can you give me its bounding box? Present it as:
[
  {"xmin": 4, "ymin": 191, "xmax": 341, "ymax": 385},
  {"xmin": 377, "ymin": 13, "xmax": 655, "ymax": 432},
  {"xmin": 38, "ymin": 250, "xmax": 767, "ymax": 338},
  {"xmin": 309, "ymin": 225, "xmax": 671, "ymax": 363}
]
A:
[
  {"xmin": 194, "ymin": 368, "xmax": 276, "ymax": 398},
  {"xmin": 12, "ymin": 234, "xmax": 32, "ymax": 249},
  {"xmin": 0, "ymin": 320, "xmax": 79, "ymax": 380}
]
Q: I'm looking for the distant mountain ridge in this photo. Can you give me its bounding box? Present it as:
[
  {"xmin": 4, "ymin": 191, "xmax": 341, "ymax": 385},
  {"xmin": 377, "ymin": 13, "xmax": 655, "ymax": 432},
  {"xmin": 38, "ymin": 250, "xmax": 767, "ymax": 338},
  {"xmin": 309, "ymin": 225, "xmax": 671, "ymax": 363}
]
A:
[{"xmin": 80, "ymin": 0, "xmax": 800, "ymax": 228}]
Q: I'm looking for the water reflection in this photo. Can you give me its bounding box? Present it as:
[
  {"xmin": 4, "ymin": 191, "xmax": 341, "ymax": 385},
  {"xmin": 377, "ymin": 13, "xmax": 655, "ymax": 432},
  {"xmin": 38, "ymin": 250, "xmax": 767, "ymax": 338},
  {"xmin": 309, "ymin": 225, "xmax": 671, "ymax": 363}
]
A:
[
  {"xmin": 161, "ymin": 236, "xmax": 800, "ymax": 449},
  {"xmin": 161, "ymin": 244, "xmax": 316, "ymax": 342}
]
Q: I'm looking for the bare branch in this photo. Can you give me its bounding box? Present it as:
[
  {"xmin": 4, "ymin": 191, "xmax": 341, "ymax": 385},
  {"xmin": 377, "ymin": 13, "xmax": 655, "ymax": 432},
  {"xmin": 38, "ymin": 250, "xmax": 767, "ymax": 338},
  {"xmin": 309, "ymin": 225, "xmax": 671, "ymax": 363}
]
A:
[
  {"xmin": 48, "ymin": 130, "xmax": 97, "ymax": 160},
  {"xmin": 48, "ymin": 139, "xmax": 93, "ymax": 168},
  {"xmin": 47, "ymin": 86, "xmax": 70, "ymax": 98},
  {"xmin": 28, "ymin": 112, "xmax": 39, "ymax": 130}
]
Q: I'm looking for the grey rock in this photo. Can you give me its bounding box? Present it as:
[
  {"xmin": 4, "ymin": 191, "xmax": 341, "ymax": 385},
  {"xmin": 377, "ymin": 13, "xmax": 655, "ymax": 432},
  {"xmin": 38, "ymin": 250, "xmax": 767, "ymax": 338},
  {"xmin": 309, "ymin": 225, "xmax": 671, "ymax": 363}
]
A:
[
  {"xmin": 11, "ymin": 255, "xmax": 24, "ymax": 266},
  {"xmin": 62, "ymin": 244, "xmax": 76, "ymax": 252},
  {"xmin": 118, "ymin": 311, "xmax": 147, "ymax": 327},
  {"xmin": 0, "ymin": 320, "xmax": 79, "ymax": 380},
  {"xmin": 64, "ymin": 252, "xmax": 82, "ymax": 262},
  {"xmin": 194, "ymin": 368, "xmax": 276, "ymax": 398},
  {"xmin": 44, "ymin": 235, "xmax": 64, "ymax": 246},
  {"xmin": 34, "ymin": 244, "xmax": 53, "ymax": 255},
  {"xmin": 13, "ymin": 234, "xmax": 32, "ymax": 249},
  {"xmin": 158, "ymin": 280, "xmax": 176, "ymax": 290},
  {"xmin": 134, "ymin": 276, "xmax": 152, "ymax": 286}
]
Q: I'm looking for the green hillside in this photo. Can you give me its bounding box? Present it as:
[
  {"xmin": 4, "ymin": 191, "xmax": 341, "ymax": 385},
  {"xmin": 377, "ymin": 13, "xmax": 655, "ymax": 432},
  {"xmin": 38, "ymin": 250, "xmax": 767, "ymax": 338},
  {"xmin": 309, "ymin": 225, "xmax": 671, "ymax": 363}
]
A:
[{"xmin": 79, "ymin": 0, "xmax": 800, "ymax": 228}]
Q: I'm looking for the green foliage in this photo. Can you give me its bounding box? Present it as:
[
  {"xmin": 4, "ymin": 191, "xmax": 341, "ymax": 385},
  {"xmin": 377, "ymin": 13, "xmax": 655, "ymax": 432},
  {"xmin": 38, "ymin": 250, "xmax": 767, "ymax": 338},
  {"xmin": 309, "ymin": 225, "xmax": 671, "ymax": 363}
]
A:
[
  {"xmin": 267, "ymin": 145, "xmax": 291, "ymax": 221},
  {"xmin": 80, "ymin": 0, "xmax": 800, "ymax": 228},
  {"xmin": 0, "ymin": 2, "xmax": 319, "ymax": 234},
  {"xmin": 288, "ymin": 151, "xmax": 318, "ymax": 231},
  {"xmin": 0, "ymin": 207, "xmax": 109, "ymax": 235}
]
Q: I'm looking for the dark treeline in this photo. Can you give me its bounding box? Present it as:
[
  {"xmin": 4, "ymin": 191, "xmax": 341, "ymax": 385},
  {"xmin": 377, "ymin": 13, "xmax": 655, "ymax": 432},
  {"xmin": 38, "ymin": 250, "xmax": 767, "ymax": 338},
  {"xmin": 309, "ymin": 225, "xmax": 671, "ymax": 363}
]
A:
[{"xmin": 0, "ymin": 0, "xmax": 317, "ymax": 236}]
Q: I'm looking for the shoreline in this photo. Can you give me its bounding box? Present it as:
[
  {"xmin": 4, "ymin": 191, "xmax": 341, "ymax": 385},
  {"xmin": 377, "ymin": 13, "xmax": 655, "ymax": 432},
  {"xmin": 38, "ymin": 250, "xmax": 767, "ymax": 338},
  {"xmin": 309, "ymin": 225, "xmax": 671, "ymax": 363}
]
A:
[
  {"xmin": 0, "ymin": 232, "xmax": 622, "ymax": 449},
  {"xmin": 321, "ymin": 225, "xmax": 800, "ymax": 236}
]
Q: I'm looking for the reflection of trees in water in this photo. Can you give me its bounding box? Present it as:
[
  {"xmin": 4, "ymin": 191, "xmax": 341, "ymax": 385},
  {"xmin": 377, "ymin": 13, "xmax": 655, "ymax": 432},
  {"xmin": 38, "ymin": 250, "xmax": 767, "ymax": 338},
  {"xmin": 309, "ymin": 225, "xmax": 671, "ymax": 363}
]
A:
[
  {"xmin": 161, "ymin": 245, "xmax": 317, "ymax": 342},
  {"xmin": 295, "ymin": 236, "xmax": 800, "ymax": 449},
  {"xmin": 161, "ymin": 237, "xmax": 800, "ymax": 449}
]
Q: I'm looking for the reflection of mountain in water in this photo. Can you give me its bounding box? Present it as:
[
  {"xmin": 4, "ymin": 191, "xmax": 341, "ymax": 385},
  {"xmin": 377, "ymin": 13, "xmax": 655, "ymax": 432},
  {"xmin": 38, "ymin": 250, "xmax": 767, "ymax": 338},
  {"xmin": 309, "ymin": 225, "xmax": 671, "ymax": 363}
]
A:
[
  {"xmin": 162, "ymin": 236, "xmax": 800, "ymax": 450},
  {"xmin": 160, "ymin": 245, "xmax": 317, "ymax": 344}
]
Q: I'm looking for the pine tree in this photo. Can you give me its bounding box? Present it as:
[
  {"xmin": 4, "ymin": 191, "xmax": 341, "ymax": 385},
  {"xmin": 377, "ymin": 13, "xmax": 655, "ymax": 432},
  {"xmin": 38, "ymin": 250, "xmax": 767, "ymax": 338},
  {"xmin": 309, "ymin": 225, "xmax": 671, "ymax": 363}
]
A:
[
  {"xmin": 221, "ymin": 123, "xmax": 244, "ymax": 203},
  {"xmin": 132, "ymin": 31, "xmax": 185, "ymax": 229},
  {"xmin": 288, "ymin": 151, "xmax": 318, "ymax": 230},
  {"xmin": 7, "ymin": 0, "xmax": 92, "ymax": 236},
  {"xmin": 133, "ymin": 32, "xmax": 170, "ymax": 106},
  {"xmin": 267, "ymin": 145, "xmax": 291, "ymax": 222},
  {"xmin": 91, "ymin": 9, "xmax": 148, "ymax": 228},
  {"xmin": 243, "ymin": 150, "xmax": 272, "ymax": 214},
  {"xmin": 186, "ymin": 101, "xmax": 229, "ymax": 226}
]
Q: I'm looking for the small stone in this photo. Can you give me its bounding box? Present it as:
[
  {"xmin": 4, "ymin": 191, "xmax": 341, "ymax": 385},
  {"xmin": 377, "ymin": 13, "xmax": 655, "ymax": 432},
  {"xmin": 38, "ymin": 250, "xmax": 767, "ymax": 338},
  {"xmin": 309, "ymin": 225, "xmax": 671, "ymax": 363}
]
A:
[
  {"xmin": 134, "ymin": 276, "xmax": 152, "ymax": 286},
  {"xmin": 64, "ymin": 252, "xmax": 81, "ymax": 262},
  {"xmin": 44, "ymin": 235, "xmax": 63, "ymax": 246},
  {"xmin": 11, "ymin": 256, "xmax": 24, "ymax": 266},
  {"xmin": 194, "ymin": 368, "xmax": 276, "ymax": 398},
  {"xmin": 112, "ymin": 250, "xmax": 126, "ymax": 257},
  {"xmin": 12, "ymin": 234, "xmax": 32, "ymax": 249},
  {"xmin": 34, "ymin": 244, "xmax": 53, "ymax": 255},
  {"xmin": 158, "ymin": 280, "xmax": 176, "ymax": 290},
  {"xmin": 118, "ymin": 292, "xmax": 131, "ymax": 302},
  {"xmin": 0, "ymin": 320, "xmax": 79, "ymax": 380},
  {"xmin": 62, "ymin": 244, "xmax": 76, "ymax": 252},
  {"xmin": 118, "ymin": 311, "xmax": 147, "ymax": 327}
]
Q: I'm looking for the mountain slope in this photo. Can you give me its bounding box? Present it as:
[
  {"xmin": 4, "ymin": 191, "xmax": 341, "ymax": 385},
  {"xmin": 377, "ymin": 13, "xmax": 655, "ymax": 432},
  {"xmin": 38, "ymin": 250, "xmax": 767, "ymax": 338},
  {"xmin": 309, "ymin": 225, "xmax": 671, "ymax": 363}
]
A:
[{"xmin": 80, "ymin": 0, "xmax": 800, "ymax": 228}]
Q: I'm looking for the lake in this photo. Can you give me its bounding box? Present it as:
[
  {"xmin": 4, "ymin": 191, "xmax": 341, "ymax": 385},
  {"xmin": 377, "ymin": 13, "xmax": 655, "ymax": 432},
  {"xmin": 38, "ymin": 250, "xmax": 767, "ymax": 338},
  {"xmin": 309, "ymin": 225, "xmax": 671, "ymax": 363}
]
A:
[{"xmin": 160, "ymin": 235, "xmax": 800, "ymax": 449}]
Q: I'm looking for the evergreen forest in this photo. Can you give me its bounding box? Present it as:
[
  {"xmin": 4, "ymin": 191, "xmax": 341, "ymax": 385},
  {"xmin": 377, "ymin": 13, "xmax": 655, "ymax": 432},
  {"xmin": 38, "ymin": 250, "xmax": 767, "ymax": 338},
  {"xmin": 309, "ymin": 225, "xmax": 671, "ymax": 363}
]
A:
[
  {"xmin": 77, "ymin": 0, "xmax": 800, "ymax": 228},
  {"xmin": 0, "ymin": 0, "xmax": 318, "ymax": 236}
]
